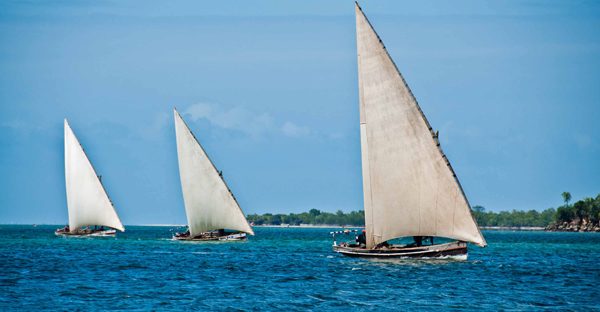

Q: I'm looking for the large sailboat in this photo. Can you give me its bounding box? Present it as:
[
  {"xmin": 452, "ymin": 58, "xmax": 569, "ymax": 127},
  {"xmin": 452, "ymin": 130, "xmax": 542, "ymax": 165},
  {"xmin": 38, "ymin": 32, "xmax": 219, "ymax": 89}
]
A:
[
  {"xmin": 56, "ymin": 119, "xmax": 125, "ymax": 236},
  {"xmin": 172, "ymin": 108, "xmax": 255, "ymax": 241},
  {"xmin": 332, "ymin": 3, "xmax": 486, "ymax": 259}
]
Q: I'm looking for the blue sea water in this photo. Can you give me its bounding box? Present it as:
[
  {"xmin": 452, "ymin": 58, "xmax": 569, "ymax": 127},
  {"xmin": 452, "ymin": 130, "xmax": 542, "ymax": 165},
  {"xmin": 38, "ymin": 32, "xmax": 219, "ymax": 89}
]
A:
[{"xmin": 1, "ymin": 225, "xmax": 599, "ymax": 311}]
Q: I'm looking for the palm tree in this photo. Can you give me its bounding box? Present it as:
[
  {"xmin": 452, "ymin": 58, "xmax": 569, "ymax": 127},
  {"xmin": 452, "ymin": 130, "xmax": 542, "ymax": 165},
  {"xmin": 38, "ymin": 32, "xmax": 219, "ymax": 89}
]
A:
[{"xmin": 562, "ymin": 192, "xmax": 572, "ymax": 208}]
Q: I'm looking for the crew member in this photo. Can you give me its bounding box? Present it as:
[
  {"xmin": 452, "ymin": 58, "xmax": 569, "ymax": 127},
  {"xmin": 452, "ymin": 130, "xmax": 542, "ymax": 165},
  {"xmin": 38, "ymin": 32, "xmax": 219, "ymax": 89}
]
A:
[
  {"xmin": 411, "ymin": 236, "xmax": 434, "ymax": 247},
  {"xmin": 356, "ymin": 229, "xmax": 367, "ymax": 248},
  {"xmin": 413, "ymin": 236, "xmax": 423, "ymax": 247}
]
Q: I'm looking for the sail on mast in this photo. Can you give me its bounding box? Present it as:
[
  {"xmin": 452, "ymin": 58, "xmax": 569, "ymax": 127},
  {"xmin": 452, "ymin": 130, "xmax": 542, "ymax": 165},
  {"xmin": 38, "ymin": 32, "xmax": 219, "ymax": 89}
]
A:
[
  {"xmin": 64, "ymin": 119, "xmax": 125, "ymax": 232},
  {"xmin": 355, "ymin": 3, "xmax": 486, "ymax": 248},
  {"xmin": 174, "ymin": 108, "xmax": 254, "ymax": 237}
]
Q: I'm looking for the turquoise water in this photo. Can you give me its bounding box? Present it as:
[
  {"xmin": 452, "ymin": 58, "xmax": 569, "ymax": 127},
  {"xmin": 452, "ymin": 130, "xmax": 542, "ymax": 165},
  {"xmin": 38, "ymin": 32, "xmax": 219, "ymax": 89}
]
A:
[{"xmin": 1, "ymin": 225, "xmax": 599, "ymax": 311}]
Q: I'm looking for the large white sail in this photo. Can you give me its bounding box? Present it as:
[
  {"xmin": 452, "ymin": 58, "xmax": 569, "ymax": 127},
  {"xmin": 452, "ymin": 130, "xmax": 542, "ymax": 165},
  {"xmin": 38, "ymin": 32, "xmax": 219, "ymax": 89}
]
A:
[
  {"xmin": 174, "ymin": 108, "xmax": 254, "ymax": 237},
  {"xmin": 64, "ymin": 119, "xmax": 125, "ymax": 232},
  {"xmin": 355, "ymin": 3, "xmax": 486, "ymax": 248}
]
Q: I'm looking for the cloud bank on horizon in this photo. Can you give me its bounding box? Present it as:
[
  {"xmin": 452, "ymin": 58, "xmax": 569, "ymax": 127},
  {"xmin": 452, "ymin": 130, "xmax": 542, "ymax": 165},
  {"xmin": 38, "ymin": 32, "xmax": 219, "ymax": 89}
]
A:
[{"xmin": 183, "ymin": 103, "xmax": 314, "ymax": 139}]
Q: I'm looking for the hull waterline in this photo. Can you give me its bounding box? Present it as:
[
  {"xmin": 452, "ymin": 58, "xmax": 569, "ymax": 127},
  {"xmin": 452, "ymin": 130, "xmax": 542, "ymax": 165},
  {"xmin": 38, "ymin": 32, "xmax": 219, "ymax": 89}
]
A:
[
  {"xmin": 55, "ymin": 229, "xmax": 117, "ymax": 237},
  {"xmin": 173, "ymin": 232, "xmax": 247, "ymax": 241},
  {"xmin": 333, "ymin": 241, "xmax": 467, "ymax": 259}
]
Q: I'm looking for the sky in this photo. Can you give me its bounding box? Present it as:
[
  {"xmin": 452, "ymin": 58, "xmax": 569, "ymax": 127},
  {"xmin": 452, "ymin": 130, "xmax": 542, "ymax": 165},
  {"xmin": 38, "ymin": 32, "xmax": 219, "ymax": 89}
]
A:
[{"xmin": 0, "ymin": 0, "xmax": 599, "ymax": 225}]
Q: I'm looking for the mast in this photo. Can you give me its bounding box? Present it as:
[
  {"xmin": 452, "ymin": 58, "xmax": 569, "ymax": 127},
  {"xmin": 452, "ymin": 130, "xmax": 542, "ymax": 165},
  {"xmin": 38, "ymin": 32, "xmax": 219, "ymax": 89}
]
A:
[
  {"xmin": 355, "ymin": 2, "xmax": 486, "ymax": 248},
  {"xmin": 64, "ymin": 119, "xmax": 125, "ymax": 232},
  {"xmin": 174, "ymin": 108, "xmax": 254, "ymax": 237}
]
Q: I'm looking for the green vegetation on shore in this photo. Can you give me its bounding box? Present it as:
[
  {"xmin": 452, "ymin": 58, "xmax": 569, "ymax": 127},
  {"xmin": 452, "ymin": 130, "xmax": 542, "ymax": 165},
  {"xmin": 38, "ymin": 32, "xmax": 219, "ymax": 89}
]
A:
[
  {"xmin": 473, "ymin": 192, "xmax": 600, "ymax": 228},
  {"xmin": 248, "ymin": 193, "xmax": 600, "ymax": 228},
  {"xmin": 471, "ymin": 206, "xmax": 556, "ymax": 227},
  {"xmin": 555, "ymin": 192, "xmax": 600, "ymax": 225},
  {"xmin": 247, "ymin": 209, "xmax": 364, "ymax": 226}
]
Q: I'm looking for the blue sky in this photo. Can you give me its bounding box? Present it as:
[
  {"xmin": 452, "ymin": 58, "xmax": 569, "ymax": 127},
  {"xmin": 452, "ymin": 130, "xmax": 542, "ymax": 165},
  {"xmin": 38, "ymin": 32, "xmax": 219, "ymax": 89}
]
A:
[{"xmin": 1, "ymin": 1, "xmax": 598, "ymax": 225}]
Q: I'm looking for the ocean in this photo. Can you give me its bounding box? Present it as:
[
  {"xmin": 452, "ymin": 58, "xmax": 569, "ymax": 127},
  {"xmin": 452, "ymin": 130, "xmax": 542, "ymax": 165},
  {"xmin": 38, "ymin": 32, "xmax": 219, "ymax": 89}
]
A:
[{"xmin": 1, "ymin": 225, "xmax": 599, "ymax": 311}]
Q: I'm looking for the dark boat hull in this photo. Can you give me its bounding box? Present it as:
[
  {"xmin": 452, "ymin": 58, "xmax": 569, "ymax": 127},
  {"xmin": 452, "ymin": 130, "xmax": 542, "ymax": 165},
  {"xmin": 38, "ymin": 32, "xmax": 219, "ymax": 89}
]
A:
[
  {"xmin": 55, "ymin": 229, "xmax": 117, "ymax": 237},
  {"xmin": 173, "ymin": 232, "xmax": 247, "ymax": 241},
  {"xmin": 332, "ymin": 241, "xmax": 467, "ymax": 259}
]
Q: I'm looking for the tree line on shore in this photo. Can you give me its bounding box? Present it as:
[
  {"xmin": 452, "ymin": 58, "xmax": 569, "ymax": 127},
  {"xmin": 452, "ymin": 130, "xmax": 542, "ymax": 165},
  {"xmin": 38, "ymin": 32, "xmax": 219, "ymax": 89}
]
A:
[
  {"xmin": 471, "ymin": 206, "xmax": 556, "ymax": 227},
  {"xmin": 247, "ymin": 192, "xmax": 600, "ymax": 227},
  {"xmin": 247, "ymin": 209, "xmax": 365, "ymax": 226},
  {"xmin": 473, "ymin": 192, "xmax": 600, "ymax": 227}
]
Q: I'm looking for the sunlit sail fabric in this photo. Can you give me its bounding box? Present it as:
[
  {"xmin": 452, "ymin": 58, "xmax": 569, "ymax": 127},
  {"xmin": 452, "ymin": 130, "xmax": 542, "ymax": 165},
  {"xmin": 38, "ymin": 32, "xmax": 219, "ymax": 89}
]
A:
[
  {"xmin": 64, "ymin": 119, "xmax": 125, "ymax": 232},
  {"xmin": 174, "ymin": 109, "xmax": 255, "ymax": 237},
  {"xmin": 355, "ymin": 4, "xmax": 486, "ymax": 248}
]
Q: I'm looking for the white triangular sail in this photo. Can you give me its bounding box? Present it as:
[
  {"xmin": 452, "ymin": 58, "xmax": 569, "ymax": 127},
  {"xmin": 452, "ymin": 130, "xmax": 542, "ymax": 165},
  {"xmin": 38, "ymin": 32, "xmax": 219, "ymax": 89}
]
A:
[
  {"xmin": 64, "ymin": 119, "xmax": 125, "ymax": 232},
  {"xmin": 174, "ymin": 108, "xmax": 254, "ymax": 237},
  {"xmin": 355, "ymin": 3, "xmax": 486, "ymax": 248}
]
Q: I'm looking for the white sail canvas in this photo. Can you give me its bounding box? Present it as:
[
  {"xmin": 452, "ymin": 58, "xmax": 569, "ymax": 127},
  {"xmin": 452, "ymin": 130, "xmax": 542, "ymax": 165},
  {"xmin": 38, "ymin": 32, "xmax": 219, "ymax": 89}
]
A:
[
  {"xmin": 64, "ymin": 119, "xmax": 124, "ymax": 232},
  {"xmin": 355, "ymin": 4, "xmax": 486, "ymax": 248},
  {"xmin": 174, "ymin": 109, "xmax": 254, "ymax": 237}
]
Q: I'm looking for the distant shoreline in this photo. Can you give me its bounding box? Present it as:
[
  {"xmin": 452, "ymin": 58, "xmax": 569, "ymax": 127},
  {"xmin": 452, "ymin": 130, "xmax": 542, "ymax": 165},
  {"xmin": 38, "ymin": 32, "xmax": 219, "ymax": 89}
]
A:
[
  {"xmin": 0, "ymin": 224, "xmax": 547, "ymax": 231},
  {"xmin": 252, "ymin": 225, "xmax": 547, "ymax": 231},
  {"xmin": 252, "ymin": 224, "xmax": 361, "ymax": 228},
  {"xmin": 480, "ymin": 226, "xmax": 544, "ymax": 231}
]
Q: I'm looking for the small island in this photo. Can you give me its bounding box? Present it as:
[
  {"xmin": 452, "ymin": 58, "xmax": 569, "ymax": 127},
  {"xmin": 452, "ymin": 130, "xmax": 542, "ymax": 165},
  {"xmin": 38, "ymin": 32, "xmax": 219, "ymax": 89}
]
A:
[{"xmin": 544, "ymin": 192, "xmax": 600, "ymax": 232}]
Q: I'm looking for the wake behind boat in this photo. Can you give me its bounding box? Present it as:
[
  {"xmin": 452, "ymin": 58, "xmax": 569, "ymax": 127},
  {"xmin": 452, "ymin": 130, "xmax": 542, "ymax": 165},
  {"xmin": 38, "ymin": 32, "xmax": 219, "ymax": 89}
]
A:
[
  {"xmin": 56, "ymin": 120, "xmax": 125, "ymax": 237},
  {"xmin": 331, "ymin": 3, "xmax": 486, "ymax": 259},
  {"xmin": 172, "ymin": 108, "xmax": 254, "ymax": 241}
]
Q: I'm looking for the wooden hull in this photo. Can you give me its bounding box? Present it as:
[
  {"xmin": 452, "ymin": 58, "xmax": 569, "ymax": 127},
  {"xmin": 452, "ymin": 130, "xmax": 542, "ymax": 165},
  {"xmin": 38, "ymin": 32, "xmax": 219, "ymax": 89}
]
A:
[
  {"xmin": 55, "ymin": 229, "xmax": 117, "ymax": 237},
  {"xmin": 173, "ymin": 232, "xmax": 247, "ymax": 241},
  {"xmin": 332, "ymin": 241, "xmax": 468, "ymax": 259}
]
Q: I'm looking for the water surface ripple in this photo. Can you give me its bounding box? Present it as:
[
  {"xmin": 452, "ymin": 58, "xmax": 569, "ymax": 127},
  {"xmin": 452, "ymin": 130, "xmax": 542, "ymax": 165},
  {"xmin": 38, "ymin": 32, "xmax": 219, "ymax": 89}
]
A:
[{"xmin": 1, "ymin": 226, "xmax": 599, "ymax": 311}]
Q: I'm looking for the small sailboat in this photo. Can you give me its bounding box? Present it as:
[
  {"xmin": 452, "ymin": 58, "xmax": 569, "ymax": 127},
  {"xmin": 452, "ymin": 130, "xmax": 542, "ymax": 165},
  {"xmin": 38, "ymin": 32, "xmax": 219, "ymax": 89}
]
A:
[
  {"xmin": 56, "ymin": 119, "xmax": 125, "ymax": 236},
  {"xmin": 332, "ymin": 3, "xmax": 486, "ymax": 259},
  {"xmin": 172, "ymin": 108, "xmax": 255, "ymax": 241}
]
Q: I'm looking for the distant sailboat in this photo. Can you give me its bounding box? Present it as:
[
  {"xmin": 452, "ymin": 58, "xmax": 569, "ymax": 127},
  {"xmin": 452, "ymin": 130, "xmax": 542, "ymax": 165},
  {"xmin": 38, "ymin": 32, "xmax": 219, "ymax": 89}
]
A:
[
  {"xmin": 332, "ymin": 3, "xmax": 486, "ymax": 258},
  {"xmin": 56, "ymin": 119, "xmax": 125, "ymax": 236},
  {"xmin": 172, "ymin": 108, "xmax": 255, "ymax": 241}
]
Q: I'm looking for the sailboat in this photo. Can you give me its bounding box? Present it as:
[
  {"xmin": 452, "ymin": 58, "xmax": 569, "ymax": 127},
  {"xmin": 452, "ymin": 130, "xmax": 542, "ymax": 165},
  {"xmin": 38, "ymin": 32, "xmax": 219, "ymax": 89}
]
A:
[
  {"xmin": 172, "ymin": 108, "xmax": 255, "ymax": 241},
  {"xmin": 56, "ymin": 119, "xmax": 125, "ymax": 236},
  {"xmin": 331, "ymin": 3, "xmax": 487, "ymax": 259}
]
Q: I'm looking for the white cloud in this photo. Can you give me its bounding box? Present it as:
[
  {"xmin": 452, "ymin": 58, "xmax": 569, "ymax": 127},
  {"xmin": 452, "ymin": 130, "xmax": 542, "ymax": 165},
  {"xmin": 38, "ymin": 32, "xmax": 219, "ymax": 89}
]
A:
[
  {"xmin": 329, "ymin": 132, "xmax": 344, "ymax": 139},
  {"xmin": 281, "ymin": 121, "xmax": 311, "ymax": 138},
  {"xmin": 0, "ymin": 119, "xmax": 41, "ymax": 135},
  {"xmin": 0, "ymin": 120, "xmax": 28, "ymax": 130},
  {"xmin": 183, "ymin": 103, "xmax": 284, "ymax": 139},
  {"xmin": 573, "ymin": 132, "xmax": 593, "ymax": 150},
  {"xmin": 141, "ymin": 112, "xmax": 169, "ymax": 139},
  {"xmin": 183, "ymin": 102, "xmax": 320, "ymax": 140},
  {"xmin": 184, "ymin": 103, "xmax": 213, "ymax": 122}
]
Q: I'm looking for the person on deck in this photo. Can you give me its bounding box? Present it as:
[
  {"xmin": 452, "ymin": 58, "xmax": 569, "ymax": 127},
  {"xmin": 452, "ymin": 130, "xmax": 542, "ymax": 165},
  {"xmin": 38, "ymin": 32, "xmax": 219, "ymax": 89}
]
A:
[
  {"xmin": 411, "ymin": 236, "xmax": 434, "ymax": 247},
  {"xmin": 356, "ymin": 229, "xmax": 367, "ymax": 248}
]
